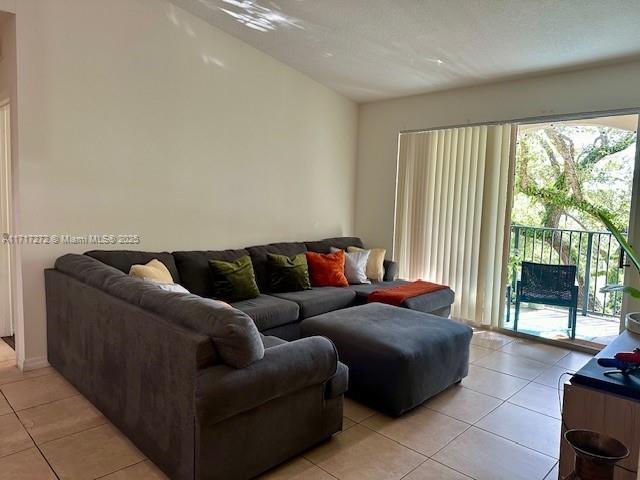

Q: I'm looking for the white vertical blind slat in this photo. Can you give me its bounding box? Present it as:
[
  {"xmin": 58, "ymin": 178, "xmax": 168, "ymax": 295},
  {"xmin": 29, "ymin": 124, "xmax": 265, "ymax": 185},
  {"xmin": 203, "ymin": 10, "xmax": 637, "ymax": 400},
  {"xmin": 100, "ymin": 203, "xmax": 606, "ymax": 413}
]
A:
[{"xmin": 395, "ymin": 124, "xmax": 514, "ymax": 326}]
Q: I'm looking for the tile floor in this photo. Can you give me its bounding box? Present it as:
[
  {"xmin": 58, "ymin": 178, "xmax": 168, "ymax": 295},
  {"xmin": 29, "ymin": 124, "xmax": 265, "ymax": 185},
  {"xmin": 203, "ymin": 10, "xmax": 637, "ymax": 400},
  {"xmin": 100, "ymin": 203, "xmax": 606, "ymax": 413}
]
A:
[{"xmin": 0, "ymin": 331, "xmax": 594, "ymax": 480}]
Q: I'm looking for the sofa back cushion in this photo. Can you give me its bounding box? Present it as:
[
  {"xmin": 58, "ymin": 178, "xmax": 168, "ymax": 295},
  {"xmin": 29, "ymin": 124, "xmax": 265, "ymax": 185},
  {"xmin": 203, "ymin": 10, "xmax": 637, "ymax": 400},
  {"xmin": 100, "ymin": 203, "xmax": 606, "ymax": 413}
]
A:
[
  {"xmin": 246, "ymin": 242, "xmax": 307, "ymax": 292},
  {"xmin": 85, "ymin": 250, "xmax": 180, "ymax": 283},
  {"xmin": 172, "ymin": 249, "xmax": 248, "ymax": 297},
  {"xmin": 304, "ymin": 237, "xmax": 364, "ymax": 253},
  {"xmin": 55, "ymin": 254, "xmax": 264, "ymax": 368}
]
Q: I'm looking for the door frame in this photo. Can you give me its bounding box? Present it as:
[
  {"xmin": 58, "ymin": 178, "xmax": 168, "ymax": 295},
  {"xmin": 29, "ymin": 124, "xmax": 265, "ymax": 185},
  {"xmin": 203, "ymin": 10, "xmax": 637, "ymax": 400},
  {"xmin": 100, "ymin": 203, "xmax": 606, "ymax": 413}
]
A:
[
  {"xmin": 621, "ymin": 116, "xmax": 640, "ymax": 327},
  {"xmin": 0, "ymin": 99, "xmax": 12, "ymax": 338},
  {"xmin": 499, "ymin": 108, "xmax": 640, "ymax": 338}
]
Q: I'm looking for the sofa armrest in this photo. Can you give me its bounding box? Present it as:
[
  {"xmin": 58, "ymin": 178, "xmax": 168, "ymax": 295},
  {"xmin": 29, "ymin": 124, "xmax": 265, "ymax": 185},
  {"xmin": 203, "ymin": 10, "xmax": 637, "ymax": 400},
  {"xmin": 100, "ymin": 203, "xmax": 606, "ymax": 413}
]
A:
[
  {"xmin": 195, "ymin": 336, "xmax": 338, "ymax": 425},
  {"xmin": 383, "ymin": 259, "xmax": 399, "ymax": 281}
]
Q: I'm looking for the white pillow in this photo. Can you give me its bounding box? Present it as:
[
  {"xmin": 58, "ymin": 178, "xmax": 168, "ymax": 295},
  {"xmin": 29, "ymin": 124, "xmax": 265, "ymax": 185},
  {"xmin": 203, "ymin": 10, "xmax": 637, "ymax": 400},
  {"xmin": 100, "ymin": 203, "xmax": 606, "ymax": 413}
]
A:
[
  {"xmin": 153, "ymin": 282, "xmax": 190, "ymax": 294},
  {"xmin": 331, "ymin": 247, "xmax": 370, "ymax": 284}
]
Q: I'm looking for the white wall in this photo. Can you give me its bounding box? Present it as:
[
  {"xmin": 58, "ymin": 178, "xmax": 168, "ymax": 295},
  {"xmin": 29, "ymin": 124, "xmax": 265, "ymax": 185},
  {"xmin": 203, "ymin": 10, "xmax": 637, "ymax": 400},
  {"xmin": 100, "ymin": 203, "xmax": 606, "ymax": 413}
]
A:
[
  {"xmin": 15, "ymin": 0, "xmax": 357, "ymax": 368},
  {"xmin": 356, "ymin": 60, "xmax": 640, "ymax": 254}
]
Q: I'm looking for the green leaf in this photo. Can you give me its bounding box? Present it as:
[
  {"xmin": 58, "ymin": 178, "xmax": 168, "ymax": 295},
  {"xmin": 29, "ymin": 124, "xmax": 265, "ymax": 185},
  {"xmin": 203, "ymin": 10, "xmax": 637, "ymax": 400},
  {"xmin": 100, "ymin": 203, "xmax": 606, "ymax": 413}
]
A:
[
  {"xmin": 625, "ymin": 286, "xmax": 640, "ymax": 299},
  {"xmin": 595, "ymin": 211, "xmax": 640, "ymax": 273}
]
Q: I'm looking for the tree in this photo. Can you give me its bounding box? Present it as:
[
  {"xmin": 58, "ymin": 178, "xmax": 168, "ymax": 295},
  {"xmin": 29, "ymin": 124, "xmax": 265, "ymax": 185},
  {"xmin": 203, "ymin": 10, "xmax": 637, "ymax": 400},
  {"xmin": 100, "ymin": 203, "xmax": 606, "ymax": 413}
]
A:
[{"xmin": 512, "ymin": 124, "xmax": 636, "ymax": 313}]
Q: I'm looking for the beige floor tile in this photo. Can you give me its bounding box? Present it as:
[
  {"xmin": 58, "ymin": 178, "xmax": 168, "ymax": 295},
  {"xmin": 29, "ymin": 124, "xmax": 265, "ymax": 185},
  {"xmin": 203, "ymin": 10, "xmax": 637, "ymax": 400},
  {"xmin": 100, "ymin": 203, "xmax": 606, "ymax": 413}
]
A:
[
  {"xmin": 342, "ymin": 416, "xmax": 356, "ymax": 430},
  {"xmin": 0, "ymin": 393, "xmax": 11, "ymax": 416},
  {"xmin": 470, "ymin": 331, "xmax": 514, "ymax": 350},
  {"xmin": 343, "ymin": 397, "xmax": 375, "ymax": 423},
  {"xmin": 17, "ymin": 394, "xmax": 106, "ymax": 444},
  {"xmin": 0, "ymin": 365, "xmax": 54, "ymax": 386},
  {"xmin": 101, "ymin": 460, "xmax": 168, "ymax": 479},
  {"xmin": 1, "ymin": 373, "xmax": 78, "ymax": 411},
  {"xmin": 475, "ymin": 403, "xmax": 561, "ymax": 458},
  {"xmin": 362, "ymin": 407, "xmax": 468, "ymax": 456},
  {"xmin": 544, "ymin": 462, "xmax": 559, "ymax": 480},
  {"xmin": 461, "ymin": 365, "xmax": 529, "ymax": 400},
  {"xmin": 0, "ymin": 447, "xmax": 57, "ymax": 480},
  {"xmin": 305, "ymin": 425, "xmax": 425, "ymax": 480},
  {"xmin": 403, "ymin": 459, "xmax": 472, "ymax": 480},
  {"xmin": 499, "ymin": 339, "xmax": 570, "ymax": 365},
  {"xmin": 554, "ymin": 351, "xmax": 593, "ymax": 371},
  {"xmin": 425, "ymin": 386, "xmax": 502, "ymax": 424},
  {"xmin": 0, "ymin": 413, "xmax": 34, "ymax": 458},
  {"xmin": 433, "ymin": 427, "xmax": 557, "ymax": 480},
  {"xmin": 508, "ymin": 382, "xmax": 563, "ymax": 419},
  {"xmin": 258, "ymin": 457, "xmax": 334, "ymax": 480},
  {"xmin": 473, "ymin": 351, "xmax": 548, "ymax": 380},
  {"xmin": 469, "ymin": 344, "xmax": 494, "ymax": 363},
  {"xmin": 40, "ymin": 423, "xmax": 145, "ymax": 479},
  {"xmin": 533, "ymin": 365, "xmax": 575, "ymax": 389}
]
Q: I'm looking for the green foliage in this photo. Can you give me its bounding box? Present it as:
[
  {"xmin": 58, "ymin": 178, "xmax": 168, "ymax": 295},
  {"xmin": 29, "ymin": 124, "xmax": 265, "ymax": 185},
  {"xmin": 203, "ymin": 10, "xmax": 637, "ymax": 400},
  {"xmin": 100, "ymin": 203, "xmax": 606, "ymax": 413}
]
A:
[{"xmin": 513, "ymin": 124, "xmax": 637, "ymax": 315}]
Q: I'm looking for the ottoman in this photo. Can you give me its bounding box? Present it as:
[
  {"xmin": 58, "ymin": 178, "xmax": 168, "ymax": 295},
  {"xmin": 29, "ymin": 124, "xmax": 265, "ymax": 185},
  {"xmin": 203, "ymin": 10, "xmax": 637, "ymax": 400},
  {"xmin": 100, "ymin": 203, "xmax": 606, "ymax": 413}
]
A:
[{"xmin": 301, "ymin": 303, "xmax": 473, "ymax": 416}]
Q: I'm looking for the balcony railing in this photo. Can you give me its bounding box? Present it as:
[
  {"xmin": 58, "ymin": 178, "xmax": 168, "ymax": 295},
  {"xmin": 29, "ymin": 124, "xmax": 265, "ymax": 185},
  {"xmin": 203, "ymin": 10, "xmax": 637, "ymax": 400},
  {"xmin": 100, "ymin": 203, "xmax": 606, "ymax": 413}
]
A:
[{"xmin": 509, "ymin": 225, "xmax": 627, "ymax": 318}]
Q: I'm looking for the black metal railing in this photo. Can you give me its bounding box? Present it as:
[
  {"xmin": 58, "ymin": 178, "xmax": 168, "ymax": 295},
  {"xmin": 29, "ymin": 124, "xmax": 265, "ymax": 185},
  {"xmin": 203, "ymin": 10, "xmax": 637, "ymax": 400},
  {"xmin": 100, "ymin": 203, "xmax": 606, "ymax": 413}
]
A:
[{"xmin": 509, "ymin": 225, "xmax": 627, "ymax": 318}]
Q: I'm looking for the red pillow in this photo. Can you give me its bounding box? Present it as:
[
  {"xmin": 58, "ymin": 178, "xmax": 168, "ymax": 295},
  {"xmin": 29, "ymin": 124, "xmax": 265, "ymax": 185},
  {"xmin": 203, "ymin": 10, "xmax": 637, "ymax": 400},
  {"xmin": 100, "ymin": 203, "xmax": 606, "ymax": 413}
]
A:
[{"xmin": 305, "ymin": 250, "xmax": 349, "ymax": 287}]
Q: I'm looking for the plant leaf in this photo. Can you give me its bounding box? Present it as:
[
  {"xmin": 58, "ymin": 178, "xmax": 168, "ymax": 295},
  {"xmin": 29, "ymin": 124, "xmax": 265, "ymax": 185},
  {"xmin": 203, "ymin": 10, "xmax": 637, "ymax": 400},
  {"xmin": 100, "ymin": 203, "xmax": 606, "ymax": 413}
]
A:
[
  {"xmin": 625, "ymin": 286, "xmax": 640, "ymax": 299},
  {"xmin": 596, "ymin": 211, "xmax": 640, "ymax": 273}
]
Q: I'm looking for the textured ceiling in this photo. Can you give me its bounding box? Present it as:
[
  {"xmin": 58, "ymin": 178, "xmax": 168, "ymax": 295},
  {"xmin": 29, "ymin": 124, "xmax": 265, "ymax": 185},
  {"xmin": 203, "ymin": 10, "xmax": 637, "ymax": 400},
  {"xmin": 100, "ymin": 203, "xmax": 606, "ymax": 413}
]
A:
[{"xmin": 171, "ymin": 0, "xmax": 640, "ymax": 102}]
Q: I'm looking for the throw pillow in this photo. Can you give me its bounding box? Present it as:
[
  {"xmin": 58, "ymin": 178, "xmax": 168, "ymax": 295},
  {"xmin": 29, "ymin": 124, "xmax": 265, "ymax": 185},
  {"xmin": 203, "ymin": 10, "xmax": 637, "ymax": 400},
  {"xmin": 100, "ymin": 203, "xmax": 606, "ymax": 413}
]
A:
[
  {"xmin": 153, "ymin": 282, "xmax": 190, "ymax": 294},
  {"xmin": 129, "ymin": 259, "xmax": 174, "ymax": 283},
  {"xmin": 347, "ymin": 246, "xmax": 386, "ymax": 282},
  {"xmin": 305, "ymin": 250, "xmax": 349, "ymax": 287},
  {"xmin": 209, "ymin": 255, "xmax": 260, "ymax": 302},
  {"xmin": 267, "ymin": 253, "xmax": 311, "ymax": 292},
  {"xmin": 330, "ymin": 247, "xmax": 370, "ymax": 284}
]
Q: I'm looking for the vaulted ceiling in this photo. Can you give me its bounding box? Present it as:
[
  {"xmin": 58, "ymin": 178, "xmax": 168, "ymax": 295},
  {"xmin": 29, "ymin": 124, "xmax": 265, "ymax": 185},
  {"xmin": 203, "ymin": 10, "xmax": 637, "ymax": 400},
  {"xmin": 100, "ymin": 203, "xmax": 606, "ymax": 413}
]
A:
[{"xmin": 173, "ymin": 0, "xmax": 640, "ymax": 102}]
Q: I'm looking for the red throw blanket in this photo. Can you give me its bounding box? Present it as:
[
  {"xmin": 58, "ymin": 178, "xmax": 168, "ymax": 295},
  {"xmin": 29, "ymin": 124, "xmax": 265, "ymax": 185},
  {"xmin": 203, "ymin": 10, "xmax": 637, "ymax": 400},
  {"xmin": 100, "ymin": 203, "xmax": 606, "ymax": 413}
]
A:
[{"xmin": 368, "ymin": 280, "xmax": 448, "ymax": 306}]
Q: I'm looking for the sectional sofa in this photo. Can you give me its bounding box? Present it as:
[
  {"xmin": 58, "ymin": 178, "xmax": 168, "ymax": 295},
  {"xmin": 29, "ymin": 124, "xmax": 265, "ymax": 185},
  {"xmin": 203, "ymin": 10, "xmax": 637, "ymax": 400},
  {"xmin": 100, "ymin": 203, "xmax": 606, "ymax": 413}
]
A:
[{"xmin": 45, "ymin": 236, "xmax": 456, "ymax": 480}]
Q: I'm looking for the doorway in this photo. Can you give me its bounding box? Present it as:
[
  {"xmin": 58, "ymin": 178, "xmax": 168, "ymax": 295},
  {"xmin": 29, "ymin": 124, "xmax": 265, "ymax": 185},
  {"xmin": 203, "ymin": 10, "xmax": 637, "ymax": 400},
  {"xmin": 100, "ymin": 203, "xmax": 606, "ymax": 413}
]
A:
[
  {"xmin": 503, "ymin": 113, "xmax": 639, "ymax": 347},
  {"xmin": 0, "ymin": 101, "xmax": 13, "ymax": 350}
]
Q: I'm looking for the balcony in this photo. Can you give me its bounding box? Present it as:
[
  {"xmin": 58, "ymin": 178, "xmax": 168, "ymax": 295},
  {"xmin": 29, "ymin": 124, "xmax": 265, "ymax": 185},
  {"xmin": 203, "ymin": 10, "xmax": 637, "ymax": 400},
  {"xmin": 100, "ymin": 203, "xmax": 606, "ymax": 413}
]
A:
[{"xmin": 503, "ymin": 225, "xmax": 625, "ymax": 345}]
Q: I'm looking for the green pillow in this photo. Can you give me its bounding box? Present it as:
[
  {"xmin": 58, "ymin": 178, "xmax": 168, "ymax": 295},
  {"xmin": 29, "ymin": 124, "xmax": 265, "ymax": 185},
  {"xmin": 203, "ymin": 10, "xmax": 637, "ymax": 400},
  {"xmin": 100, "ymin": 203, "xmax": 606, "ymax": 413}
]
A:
[
  {"xmin": 209, "ymin": 256, "xmax": 260, "ymax": 302},
  {"xmin": 267, "ymin": 253, "xmax": 311, "ymax": 292}
]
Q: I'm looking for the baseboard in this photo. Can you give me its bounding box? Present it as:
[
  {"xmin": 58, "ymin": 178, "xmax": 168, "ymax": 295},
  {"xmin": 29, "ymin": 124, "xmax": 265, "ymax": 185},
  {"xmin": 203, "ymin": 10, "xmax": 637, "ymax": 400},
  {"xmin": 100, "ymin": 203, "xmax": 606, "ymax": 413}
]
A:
[{"xmin": 20, "ymin": 356, "xmax": 50, "ymax": 371}]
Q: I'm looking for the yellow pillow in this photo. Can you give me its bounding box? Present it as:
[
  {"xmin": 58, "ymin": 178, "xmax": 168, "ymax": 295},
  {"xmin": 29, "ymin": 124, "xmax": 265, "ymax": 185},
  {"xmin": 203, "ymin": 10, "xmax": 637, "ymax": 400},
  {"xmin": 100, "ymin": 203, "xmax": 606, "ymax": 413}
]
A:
[
  {"xmin": 129, "ymin": 259, "xmax": 173, "ymax": 283},
  {"xmin": 347, "ymin": 246, "xmax": 386, "ymax": 282}
]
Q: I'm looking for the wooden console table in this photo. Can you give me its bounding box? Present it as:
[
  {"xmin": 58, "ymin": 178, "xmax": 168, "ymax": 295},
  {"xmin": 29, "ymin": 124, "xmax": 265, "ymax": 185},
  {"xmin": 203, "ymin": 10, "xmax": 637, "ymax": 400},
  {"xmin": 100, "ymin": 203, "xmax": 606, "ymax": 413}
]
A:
[{"xmin": 559, "ymin": 330, "xmax": 640, "ymax": 480}]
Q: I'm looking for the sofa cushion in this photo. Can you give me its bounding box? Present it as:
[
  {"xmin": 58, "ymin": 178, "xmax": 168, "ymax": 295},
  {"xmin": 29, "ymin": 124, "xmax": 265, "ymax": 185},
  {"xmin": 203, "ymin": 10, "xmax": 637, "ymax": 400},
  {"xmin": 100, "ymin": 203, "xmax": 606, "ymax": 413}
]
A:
[
  {"xmin": 348, "ymin": 246, "xmax": 386, "ymax": 282},
  {"xmin": 261, "ymin": 335, "xmax": 287, "ymax": 349},
  {"xmin": 304, "ymin": 237, "xmax": 364, "ymax": 253},
  {"xmin": 56, "ymin": 254, "xmax": 264, "ymax": 369},
  {"xmin": 209, "ymin": 256, "xmax": 260, "ymax": 302},
  {"xmin": 246, "ymin": 242, "xmax": 307, "ymax": 292},
  {"xmin": 129, "ymin": 259, "xmax": 174, "ymax": 283},
  {"xmin": 271, "ymin": 287, "xmax": 356, "ymax": 318},
  {"xmin": 85, "ymin": 250, "xmax": 180, "ymax": 282},
  {"xmin": 305, "ymin": 251, "xmax": 349, "ymax": 287},
  {"xmin": 231, "ymin": 294, "xmax": 299, "ymax": 331},
  {"xmin": 173, "ymin": 249, "xmax": 248, "ymax": 297},
  {"xmin": 266, "ymin": 253, "xmax": 311, "ymax": 292}
]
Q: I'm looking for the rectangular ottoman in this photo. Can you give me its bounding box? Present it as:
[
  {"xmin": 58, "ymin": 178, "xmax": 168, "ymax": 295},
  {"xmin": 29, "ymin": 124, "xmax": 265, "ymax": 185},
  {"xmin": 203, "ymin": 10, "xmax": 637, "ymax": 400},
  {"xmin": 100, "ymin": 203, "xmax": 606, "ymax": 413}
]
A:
[{"xmin": 301, "ymin": 303, "xmax": 473, "ymax": 416}]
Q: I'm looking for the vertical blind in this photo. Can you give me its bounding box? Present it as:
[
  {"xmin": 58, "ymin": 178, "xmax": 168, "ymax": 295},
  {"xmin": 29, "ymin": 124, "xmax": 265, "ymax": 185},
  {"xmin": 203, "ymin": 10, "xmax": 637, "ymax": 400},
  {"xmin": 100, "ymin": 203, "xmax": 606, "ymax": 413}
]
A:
[{"xmin": 394, "ymin": 124, "xmax": 515, "ymax": 326}]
